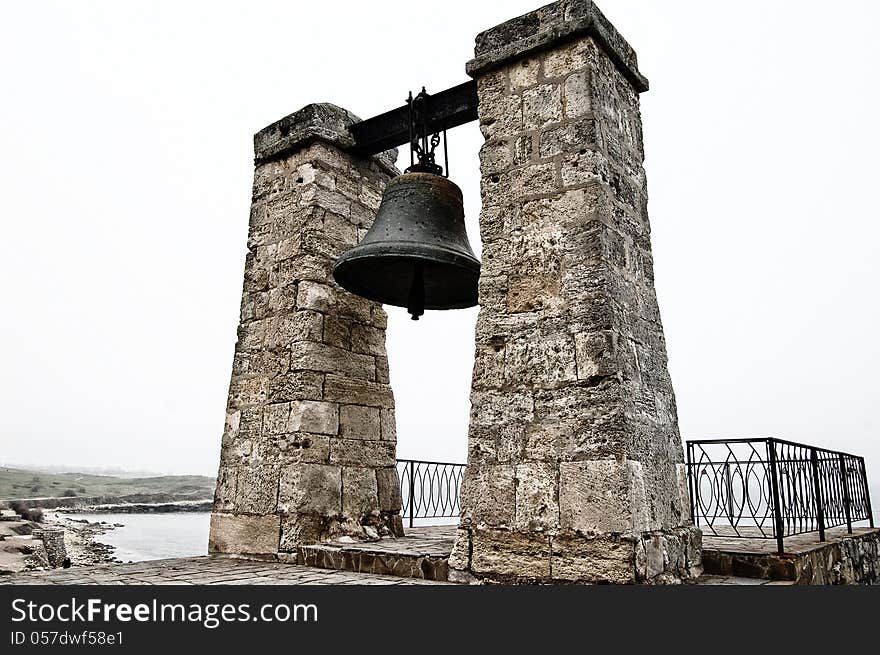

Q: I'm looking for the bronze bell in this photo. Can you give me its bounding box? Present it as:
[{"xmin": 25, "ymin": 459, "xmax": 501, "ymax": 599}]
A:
[{"xmin": 333, "ymin": 170, "xmax": 480, "ymax": 320}]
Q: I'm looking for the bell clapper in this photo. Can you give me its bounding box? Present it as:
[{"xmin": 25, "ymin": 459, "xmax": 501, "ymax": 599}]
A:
[{"xmin": 407, "ymin": 264, "xmax": 425, "ymax": 321}]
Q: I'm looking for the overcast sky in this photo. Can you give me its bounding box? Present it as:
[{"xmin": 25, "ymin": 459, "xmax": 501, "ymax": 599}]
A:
[{"xmin": 1, "ymin": 1, "xmax": 878, "ymax": 496}]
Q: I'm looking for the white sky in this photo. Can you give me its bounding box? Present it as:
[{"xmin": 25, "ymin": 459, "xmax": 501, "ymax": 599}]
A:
[{"xmin": 1, "ymin": 1, "xmax": 878, "ymax": 499}]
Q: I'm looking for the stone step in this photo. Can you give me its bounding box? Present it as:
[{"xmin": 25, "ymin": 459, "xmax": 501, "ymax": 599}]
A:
[{"xmin": 293, "ymin": 526, "xmax": 456, "ymax": 582}]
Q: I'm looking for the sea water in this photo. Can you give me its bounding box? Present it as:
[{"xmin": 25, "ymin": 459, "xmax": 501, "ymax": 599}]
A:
[{"xmin": 74, "ymin": 512, "xmax": 211, "ymax": 563}]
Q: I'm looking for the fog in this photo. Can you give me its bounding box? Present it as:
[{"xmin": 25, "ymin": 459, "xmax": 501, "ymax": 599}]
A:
[{"xmin": 1, "ymin": 0, "xmax": 877, "ymax": 507}]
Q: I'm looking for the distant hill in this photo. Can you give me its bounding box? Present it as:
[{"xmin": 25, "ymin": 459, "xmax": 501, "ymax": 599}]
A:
[{"xmin": 0, "ymin": 467, "xmax": 215, "ymax": 501}]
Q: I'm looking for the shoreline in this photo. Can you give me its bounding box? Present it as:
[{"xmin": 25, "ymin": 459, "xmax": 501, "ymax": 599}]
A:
[
  {"xmin": 0, "ymin": 513, "xmax": 121, "ymax": 574},
  {"xmin": 47, "ymin": 512, "xmax": 121, "ymax": 567},
  {"xmin": 2, "ymin": 505, "xmax": 215, "ymax": 574}
]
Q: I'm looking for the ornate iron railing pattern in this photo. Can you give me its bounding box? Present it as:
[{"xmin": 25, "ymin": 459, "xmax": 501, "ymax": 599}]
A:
[
  {"xmin": 396, "ymin": 459, "xmax": 465, "ymax": 528},
  {"xmin": 687, "ymin": 438, "xmax": 874, "ymax": 552}
]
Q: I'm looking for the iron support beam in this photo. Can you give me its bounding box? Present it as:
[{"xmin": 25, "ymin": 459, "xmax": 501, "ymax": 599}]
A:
[{"xmin": 350, "ymin": 81, "xmax": 478, "ymax": 156}]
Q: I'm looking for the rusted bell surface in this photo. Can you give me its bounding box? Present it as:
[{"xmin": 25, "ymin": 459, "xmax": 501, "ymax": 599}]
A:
[{"xmin": 333, "ymin": 172, "xmax": 480, "ymax": 320}]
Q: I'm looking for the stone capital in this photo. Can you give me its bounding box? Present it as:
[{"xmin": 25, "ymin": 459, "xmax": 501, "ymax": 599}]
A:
[
  {"xmin": 466, "ymin": 0, "xmax": 648, "ymax": 93},
  {"xmin": 253, "ymin": 102, "xmax": 398, "ymax": 173}
]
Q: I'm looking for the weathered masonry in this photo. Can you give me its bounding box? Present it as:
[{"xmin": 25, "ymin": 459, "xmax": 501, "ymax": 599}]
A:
[
  {"xmin": 210, "ymin": 0, "xmax": 703, "ymax": 583},
  {"xmin": 209, "ymin": 106, "xmax": 404, "ymax": 556},
  {"xmin": 447, "ymin": 0, "xmax": 700, "ymax": 584}
]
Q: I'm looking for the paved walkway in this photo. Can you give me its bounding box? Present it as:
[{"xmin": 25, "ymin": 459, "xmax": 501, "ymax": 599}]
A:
[
  {"xmin": 695, "ymin": 575, "xmax": 793, "ymax": 585},
  {"xmin": 0, "ymin": 556, "xmax": 446, "ymax": 585},
  {"xmin": 701, "ymin": 525, "xmax": 876, "ymax": 554}
]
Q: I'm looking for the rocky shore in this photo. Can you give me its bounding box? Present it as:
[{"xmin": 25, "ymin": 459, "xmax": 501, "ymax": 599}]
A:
[
  {"xmin": 49, "ymin": 513, "xmax": 121, "ymax": 567},
  {"xmin": 0, "ymin": 513, "xmax": 124, "ymax": 574}
]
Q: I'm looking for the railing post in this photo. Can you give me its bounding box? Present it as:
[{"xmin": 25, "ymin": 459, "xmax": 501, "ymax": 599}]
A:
[
  {"xmin": 860, "ymin": 457, "xmax": 874, "ymax": 529},
  {"xmin": 809, "ymin": 448, "xmax": 826, "ymax": 542},
  {"xmin": 724, "ymin": 461, "xmax": 735, "ymax": 523},
  {"xmin": 686, "ymin": 443, "xmax": 696, "ymax": 525},
  {"xmin": 839, "ymin": 453, "xmax": 853, "ymax": 534},
  {"xmin": 767, "ymin": 439, "xmax": 785, "ymax": 554},
  {"xmin": 408, "ymin": 460, "xmax": 415, "ymax": 529}
]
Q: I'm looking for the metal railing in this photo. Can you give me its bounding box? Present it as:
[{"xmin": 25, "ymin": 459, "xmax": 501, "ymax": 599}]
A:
[
  {"xmin": 687, "ymin": 438, "xmax": 874, "ymax": 553},
  {"xmin": 396, "ymin": 459, "xmax": 465, "ymax": 528}
]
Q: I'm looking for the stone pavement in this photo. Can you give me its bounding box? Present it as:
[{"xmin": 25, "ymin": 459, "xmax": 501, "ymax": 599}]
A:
[
  {"xmin": 695, "ymin": 575, "xmax": 793, "ymax": 586},
  {"xmin": 702, "ymin": 526, "xmax": 876, "ymax": 554},
  {"xmin": 0, "ymin": 556, "xmax": 447, "ymax": 585}
]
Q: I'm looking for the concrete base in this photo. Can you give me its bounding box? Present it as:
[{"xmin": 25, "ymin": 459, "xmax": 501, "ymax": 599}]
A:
[{"xmin": 702, "ymin": 526, "xmax": 880, "ymax": 585}]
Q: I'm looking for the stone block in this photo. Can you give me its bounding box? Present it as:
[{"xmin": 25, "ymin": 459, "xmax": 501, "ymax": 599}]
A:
[
  {"xmin": 324, "ymin": 374, "xmax": 394, "ymax": 408},
  {"xmin": 470, "ymin": 528, "xmax": 551, "ymax": 580},
  {"xmin": 505, "ymin": 226, "xmax": 563, "ymax": 313},
  {"xmin": 538, "ymin": 118, "xmax": 602, "ymax": 158},
  {"xmin": 350, "ymin": 323, "xmax": 386, "ymax": 356},
  {"xmin": 323, "ymin": 315, "xmax": 352, "ymax": 349},
  {"xmin": 289, "ymin": 341, "xmax": 375, "ymax": 380},
  {"xmin": 514, "ymin": 462, "xmax": 559, "ymax": 530},
  {"xmin": 341, "ymin": 467, "xmax": 379, "ymax": 518},
  {"xmin": 221, "ymin": 410, "xmax": 241, "ymax": 447},
  {"xmin": 459, "ymin": 464, "xmax": 515, "ymax": 527},
  {"xmin": 277, "ymin": 253, "xmax": 332, "ymax": 283},
  {"xmin": 550, "ymin": 534, "xmax": 635, "ymax": 583},
  {"xmin": 380, "ymin": 408, "xmax": 396, "ymax": 439},
  {"xmin": 523, "ymin": 83, "xmax": 562, "ymax": 130},
  {"xmin": 339, "ymin": 404, "xmax": 381, "ymax": 440},
  {"xmin": 558, "ymin": 458, "xmax": 652, "ymax": 535},
  {"xmin": 375, "ymin": 356, "xmax": 390, "ymax": 384},
  {"xmin": 676, "ymin": 463, "xmax": 692, "ymax": 525},
  {"xmin": 227, "ymin": 376, "xmax": 268, "ymax": 407},
  {"xmin": 278, "ymin": 463, "xmax": 341, "ymax": 514},
  {"xmin": 288, "ymin": 400, "xmax": 339, "ymax": 435},
  {"xmin": 296, "ymin": 281, "xmax": 336, "ymax": 312},
  {"xmin": 472, "ymin": 343, "xmax": 505, "ymax": 390},
  {"xmin": 447, "ymin": 528, "xmax": 473, "ymax": 572},
  {"xmin": 262, "ymin": 403, "xmax": 290, "ymax": 435},
  {"xmin": 508, "ymin": 56, "xmax": 540, "ymax": 91},
  {"xmin": 563, "ymin": 70, "xmax": 592, "ymax": 117},
  {"xmin": 508, "ymin": 162, "xmax": 558, "ymax": 199},
  {"xmin": 279, "ymin": 514, "xmax": 329, "ymax": 550},
  {"xmin": 480, "ymin": 140, "xmax": 513, "ymax": 175},
  {"xmin": 236, "ymin": 319, "xmax": 267, "ymax": 352},
  {"xmin": 267, "ymin": 311, "xmax": 323, "ymax": 348},
  {"xmin": 234, "ymin": 465, "xmax": 279, "ymax": 514},
  {"xmin": 335, "ymin": 292, "xmax": 375, "ymax": 324},
  {"xmin": 208, "ymin": 514, "xmax": 280, "ymax": 555},
  {"xmin": 329, "ymin": 438, "xmax": 396, "ymax": 467},
  {"xmin": 574, "ymin": 330, "xmax": 621, "ymax": 380},
  {"xmin": 533, "ymin": 382, "xmax": 627, "ymax": 458},
  {"xmin": 560, "ymin": 148, "xmax": 610, "ymax": 189},
  {"xmin": 213, "ymin": 465, "xmax": 237, "ymax": 512},
  {"xmin": 470, "ymin": 391, "xmax": 533, "ymax": 428},
  {"xmin": 376, "ymin": 466, "xmax": 402, "ymax": 512},
  {"xmin": 503, "ymin": 334, "xmax": 577, "ymax": 388},
  {"xmin": 267, "ymin": 371, "xmax": 323, "ymax": 403},
  {"xmin": 542, "ymin": 38, "xmax": 590, "ymax": 78},
  {"xmin": 274, "ymin": 433, "xmax": 331, "ymax": 463}
]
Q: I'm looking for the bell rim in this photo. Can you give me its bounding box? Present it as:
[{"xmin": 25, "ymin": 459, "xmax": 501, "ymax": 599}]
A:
[
  {"xmin": 333, "ymin": 239, "xmax": 480, "ymax": 272},
  {"xmin": 332, "ymin": 249, "xmax": 480, "ymax": 311}
]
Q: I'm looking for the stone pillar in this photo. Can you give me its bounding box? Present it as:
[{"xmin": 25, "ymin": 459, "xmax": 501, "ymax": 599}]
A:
[
  {"xmin": 32, "ymin": 528, "xmax": 67, "ymax": 568},
  {"xmin": 209, "ymin": 104, "xmax": 403, "ymax": 559},
  {"xmin": 450, "ymin": 0, "xmax": 702, "ymax": 583}
]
